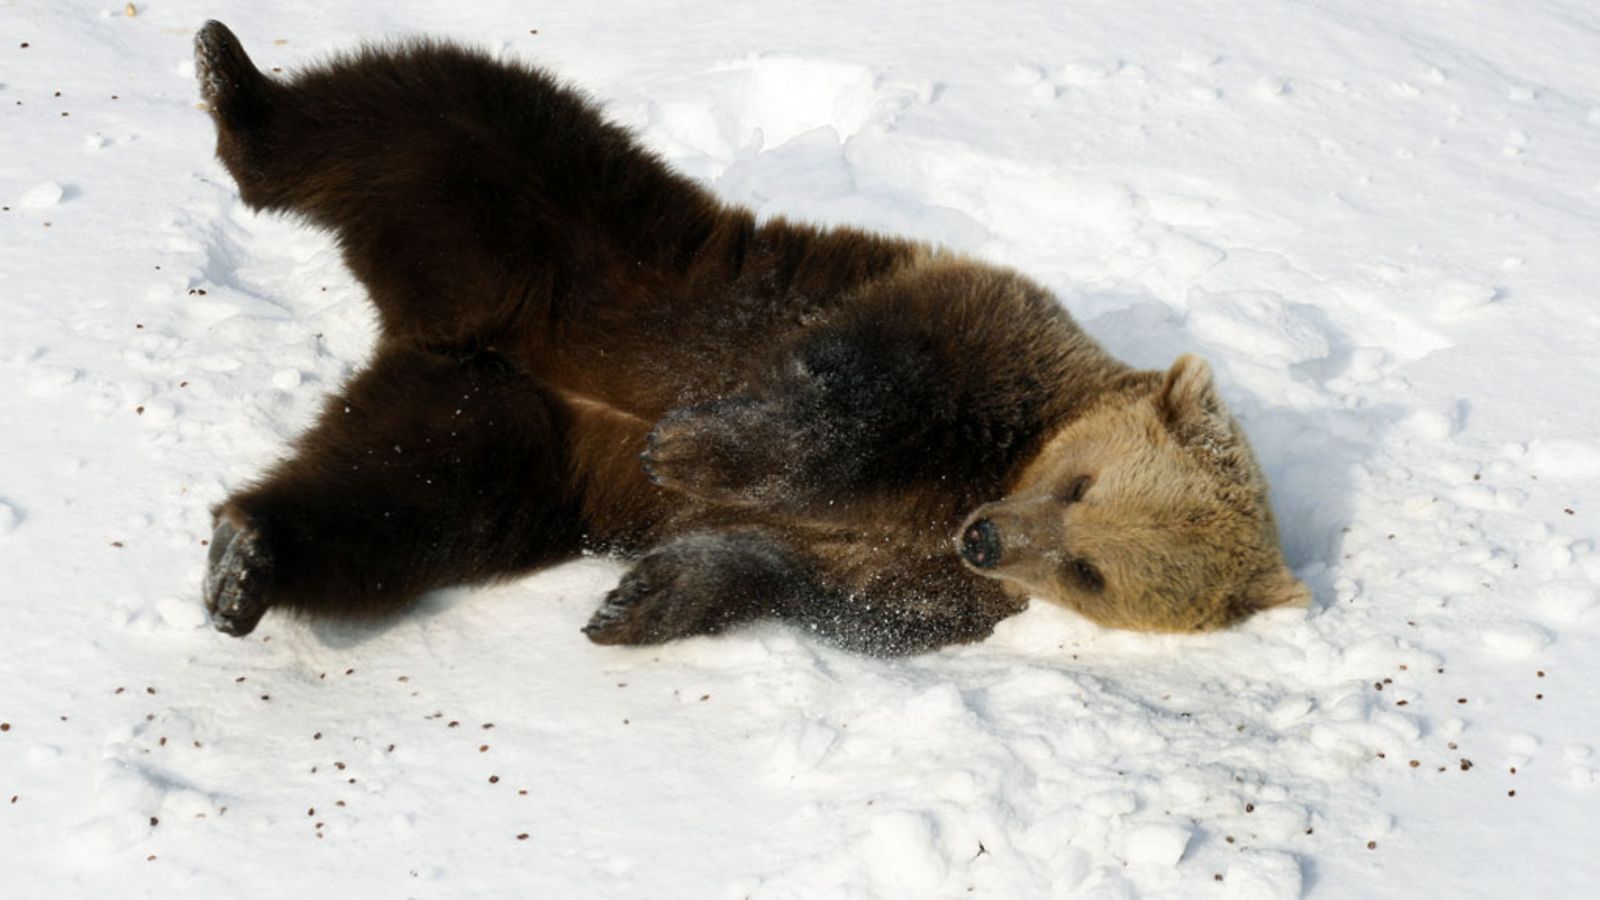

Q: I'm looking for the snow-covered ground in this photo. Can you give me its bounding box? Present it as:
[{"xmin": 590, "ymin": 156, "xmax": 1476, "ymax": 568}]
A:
[{"xmin": 3, "ymin": 1, "xmax": 1598, "ymax": 896}]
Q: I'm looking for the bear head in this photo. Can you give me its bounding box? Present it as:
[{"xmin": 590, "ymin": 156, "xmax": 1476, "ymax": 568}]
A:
[{"xmin": 957, "ymin": 354, "xmax": 1309, "ymax": 632}]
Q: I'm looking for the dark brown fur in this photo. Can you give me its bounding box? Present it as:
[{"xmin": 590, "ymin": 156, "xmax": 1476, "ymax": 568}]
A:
[{"xmin": 195, "ymin": 23, "xmax": 1302, "ymax": 654}]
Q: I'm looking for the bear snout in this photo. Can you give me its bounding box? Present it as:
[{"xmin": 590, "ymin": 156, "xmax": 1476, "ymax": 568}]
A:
[{"xmin": 959, "ymin": 518, "xmax": 1003, "ymax": 569}]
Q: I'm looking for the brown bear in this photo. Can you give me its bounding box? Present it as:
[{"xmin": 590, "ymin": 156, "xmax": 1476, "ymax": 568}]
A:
[{"xmin": 193, "ymin": 22, "xmax": 1308, "ymax": 655}]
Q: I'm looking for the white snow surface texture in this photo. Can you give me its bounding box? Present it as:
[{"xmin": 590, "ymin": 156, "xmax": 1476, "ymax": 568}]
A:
[{"xmin": 2, "ymin": 2, "xmax": 1598, "ymax": 897}]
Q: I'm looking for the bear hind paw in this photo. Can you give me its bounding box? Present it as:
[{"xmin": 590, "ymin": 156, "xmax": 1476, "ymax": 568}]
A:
[
  {"xmin": 203, "ymin": 514, "xmax": 275, "ymax": 637},
  {"xmin": 194, "ymin": 21, "xmax": 271, "ymax": 130}
]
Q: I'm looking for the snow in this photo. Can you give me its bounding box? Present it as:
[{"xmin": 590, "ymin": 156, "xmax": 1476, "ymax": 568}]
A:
[
  {"xmin": 1120, "ymin": 822, "xmax": 1193, "ymax": 867},
  {"xmin": 2, "ymin": 0, "xmax": 1598, "ymax": 897},
  {"xmin": 17, "ymin": 180, "xmax": 65, "ymax": 209}
]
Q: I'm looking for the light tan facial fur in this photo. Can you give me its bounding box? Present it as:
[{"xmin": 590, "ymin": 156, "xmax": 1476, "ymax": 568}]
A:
[{"xmin": 959, "ymin": 355, "xmax": 1309, "ymax": 632}]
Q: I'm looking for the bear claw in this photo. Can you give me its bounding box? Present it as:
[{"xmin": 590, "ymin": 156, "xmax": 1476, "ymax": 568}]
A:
[{"xmin": 581, "ymin": 567, "xmax": 653, "ymax": 644}]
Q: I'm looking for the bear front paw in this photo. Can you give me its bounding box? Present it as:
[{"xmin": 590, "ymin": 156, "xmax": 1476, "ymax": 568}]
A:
[
  {"xmin": 582, "ymin": 552, "xmax": 723, "ymax": 646},
  {"xmin": 203, "ymin": 512, "xmax": 275, "ymax": 637},
  {"xmin": 641, "ymin": 399, "xmax": 799, "ymax": 507}
]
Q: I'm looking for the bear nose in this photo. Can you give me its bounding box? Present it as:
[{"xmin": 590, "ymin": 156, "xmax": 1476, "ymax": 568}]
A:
[{"xmin": 960, "ymin": 518, "xmax": 1003, "ymax": 569}]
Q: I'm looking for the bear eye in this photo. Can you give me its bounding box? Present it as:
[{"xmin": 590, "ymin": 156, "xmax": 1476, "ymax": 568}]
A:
[
  {"xmin": 1060, "ymin": 475, "xmax": 1092, "ymax": 504},
  {"xmin": 1069, "ymin": 558, "xmax": 1105, "ymax": 593}
]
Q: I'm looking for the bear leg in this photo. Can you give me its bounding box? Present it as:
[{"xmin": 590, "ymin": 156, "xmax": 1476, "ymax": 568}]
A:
[
  {"xmin": 192, "ymin": 23, "xmax": 700, "ymax": 350},
  {"xmin": 205, "ymin": 345, "xmax": 582, "ymax": 636}
]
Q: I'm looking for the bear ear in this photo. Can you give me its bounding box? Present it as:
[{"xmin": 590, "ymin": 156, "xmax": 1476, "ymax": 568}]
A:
[
  {"xmin": 1158, "ymin": 354, "xmax": 1224, "ymax": 423},
  {"xmin": 1241, "ymin": 563, "xmax": 1312, "ymax": 612},
  {"xmin": 1158, "ymin": 354, "xmax": 1235, "ymax": 451}
]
